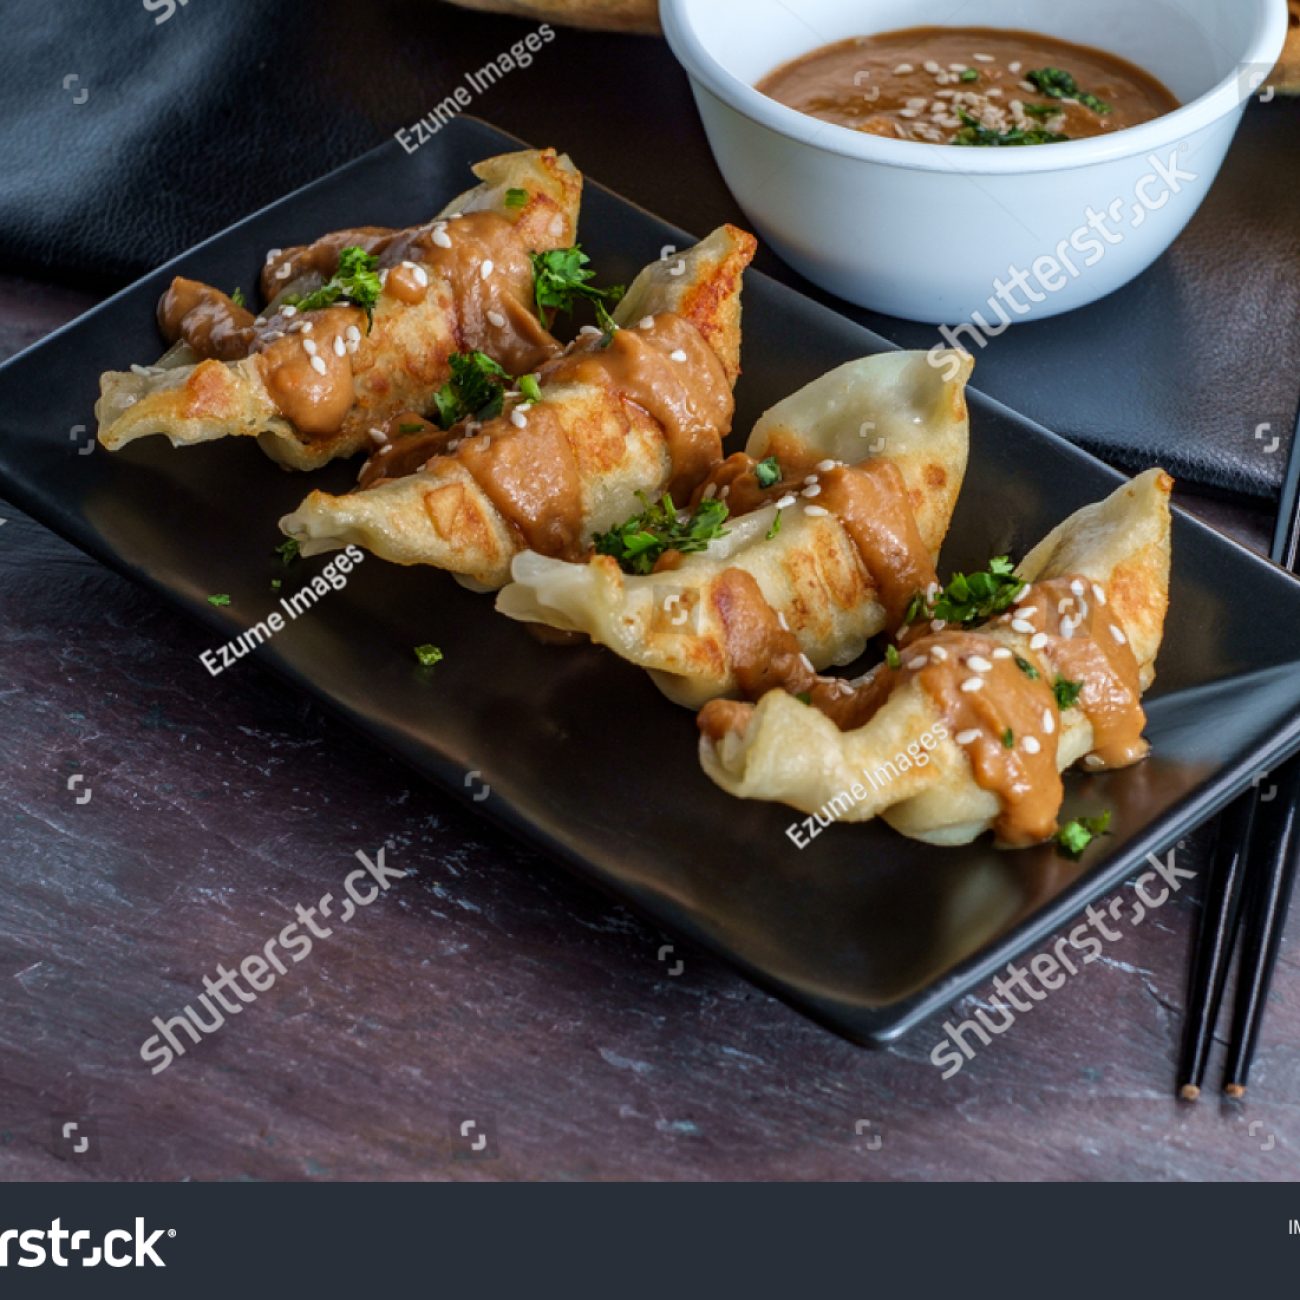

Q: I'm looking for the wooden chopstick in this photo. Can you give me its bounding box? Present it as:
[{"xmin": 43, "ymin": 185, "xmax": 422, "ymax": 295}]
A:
[{"xmin": 1176, "ymin": 417, "xmax": 1300, "ymax": 1100}]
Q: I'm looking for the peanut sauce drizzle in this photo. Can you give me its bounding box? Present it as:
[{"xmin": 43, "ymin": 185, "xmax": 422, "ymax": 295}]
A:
[
  {"xmin": 698, "ymin": 572, "xmax": 1148, "ymax": 846},
  {"xmin": 358, "ymin": 314, "xmax": 734, "ymax": 561},
  {"xmin": 157, "ymin": 212, "xmax": 561, "ymax": 439}
]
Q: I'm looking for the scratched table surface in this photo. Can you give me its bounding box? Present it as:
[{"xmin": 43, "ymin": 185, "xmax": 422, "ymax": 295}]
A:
[{"xmin": 3, "ymin": 19, "xmax": 1300, "ymax": 1184}]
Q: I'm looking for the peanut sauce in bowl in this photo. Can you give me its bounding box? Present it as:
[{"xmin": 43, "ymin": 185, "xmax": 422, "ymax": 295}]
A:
[{"xmin": 758, "ymin": 27, "xmax": 1178, "ymax": 147}]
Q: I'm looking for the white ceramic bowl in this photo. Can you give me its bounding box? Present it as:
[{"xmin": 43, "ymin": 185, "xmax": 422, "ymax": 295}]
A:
[{"xmin": 661, "ymin": 0, "xmax": 1288, "ymax": 324}]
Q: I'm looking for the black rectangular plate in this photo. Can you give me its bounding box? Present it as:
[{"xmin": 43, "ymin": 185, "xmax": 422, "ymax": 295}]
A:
[{"xmin": 4, "ymin": 117, "xmax": 1300, "ymax": 1045}]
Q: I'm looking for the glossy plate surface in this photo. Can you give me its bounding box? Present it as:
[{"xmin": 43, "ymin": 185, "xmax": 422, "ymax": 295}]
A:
[{"xmin": 3, "ymin": 118, "xmax": 1300, "ymax": 1044}]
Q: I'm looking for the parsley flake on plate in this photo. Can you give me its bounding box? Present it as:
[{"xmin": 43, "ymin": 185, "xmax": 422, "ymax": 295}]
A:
[
  {"xmin": 413, "ymin": 644, "xmax": 444, "ymax": 669},
  {"xmin": 207, "ymin": 594, "xmax": 231, "ymax": 607},
  {"xmin": 1054, "ymin": 810, "xmax": 1112, "ymax": 859},
  {"xmin": 274, "ymin": 537, "xmax": 300, "ymax": 566}
]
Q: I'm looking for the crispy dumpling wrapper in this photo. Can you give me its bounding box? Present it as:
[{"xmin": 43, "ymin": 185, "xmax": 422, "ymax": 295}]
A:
[
  {"xmin": 278, "ymin": 224, "xmax": 757, "ymax": 589},
  {"xmin": 697, "ymin": 468, "xmax": 1173, "ymax": 847},
  {"xmin": 96, "ymin": 148, "xmax": 582, "ymax": 471},
  {"xmin": 496, "ymin": 349, "xmax": 972, "ymax": 706}
]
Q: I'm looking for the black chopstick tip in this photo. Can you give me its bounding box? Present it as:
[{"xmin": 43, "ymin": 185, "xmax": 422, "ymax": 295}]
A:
[
  {"xmin": 1224, "ymin": 1082, "xmax": 1247, "ymax": 1099},
  {"xmin": 1177, "ymin": 1083, "xmax": 1200, "ymax": 1102}
]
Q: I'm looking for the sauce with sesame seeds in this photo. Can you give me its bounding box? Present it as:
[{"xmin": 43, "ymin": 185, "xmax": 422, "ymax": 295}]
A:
[{"xmin": 757, "ymin": 28, "xmax": 1177, "ymax": 145}]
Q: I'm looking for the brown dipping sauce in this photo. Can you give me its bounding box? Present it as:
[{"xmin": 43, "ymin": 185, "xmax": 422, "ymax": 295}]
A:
[
  {"xmin": 698, "ymin": 569, "xmax": 1148, "ymax": 847},
  {"xmin": 157, "ymin": 211, "xmax": 560, "ymax": 440},
  {"xmin": 359, "ymin": 312, "xmax": 734, "ymax": 562},
  {"xmin": 758, "ymin": 26, "xmax": 1178, "ymax": 146}
]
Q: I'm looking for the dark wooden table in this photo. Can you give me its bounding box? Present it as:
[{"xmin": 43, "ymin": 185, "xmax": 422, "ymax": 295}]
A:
[{"xmin": 2, "ymin": 15, "xmax": 1297, "ymax": 1181}]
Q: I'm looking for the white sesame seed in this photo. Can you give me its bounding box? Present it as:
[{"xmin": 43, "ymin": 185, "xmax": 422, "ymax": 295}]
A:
[
  {"xmin": 1023, "ymin": 736, "xmax": 1042, "ymax": 755},
  {"xmin": 931, "ymin": 619, "xmax": 947, "ymax": 633},
  {"xmin": 1058, "ymin": 597, "xmax": 1075, "ymax": 614},
  {"xmin": 802, "ymin": 485, "xmax": 822, "ymax": 499},
  {"xmin": 1011, "ymin": 618, "xmax": 1035, "ymax": 634},
  {"xmin": 369, "ymin": 427, "xmax": 388, "ymax": 443},
  {"xmin": 805, "ymin": 504, "xmax": 829, "ymax": 517},
  {"xmin": 431, "ymin": 225, "xmax": 453, "ymax": 249},
  {"xmin": 669, "ymin": 259, "xmax": 686, "ymax": 277},
  {"xmin": 412, "ymin": 265, "xmax": 429, "ymax": 288},
  {"xmin": 1084, "ymin": 754, "xmax": 1105, "ymax": 769},
  {"xmin": 701, "ymin": 482, "xmax": 718, "ymax": 500},
  {"xmin": 1070, "ymin": 579, "xmax": 1086, "ymax": 596},
  {"xmin": 898, "ymin": 108, "xmax": 920, "ymax": 118},
  {"xmin": 300, "ymin": 321, "xmax": 314, "ymax": 333},
  {"xmin": 333, "ymin": 335, "xmax": 346, "ymax": 357},
  {"xmin": 1092, "ymin": 583, "xmax": 1107, "ymax": 605},
  {"xmin": 449, "ymin": 212, "xmax": 463, "ymax": 220},
  {"xmin": 1043, "ymin": 710, "xmax": 1055, "ymax": 734},
  {"xmin": 487, "ymin": 310, "xmax": 506, "ymax": 328},
  {"xmin": 775, "ymin": 493, "xmax": 796, "ymax": 510},
  {"xmin": 639, "ymin": 316, "xmax": 655, "ymax": 330},
  {"xmin": 893, "ymin": 62, "xmax": 914, "ymax": 74},
  {"xmin": 776, "ymin": 612, "xmax": 790, "ymax": 631},
  {"xmin": 992, "ymin": 647, "xmax": 1012, "ymax": 660},
  {"xmin": 930, "ymin": 645, "xmax": 949, "ymax": 662},
  {"xmin": 377, "ymin": 444, "xmax": 392, "ymax": 456},
  {"xmin": 799, "ymin": 653, "xmax": 815, "ymax": 673},
  {"xmin": 345, "ymin": 325, "xmax": 361, "ymax": 342},
  {"xmin": 906, "ymin": 96, "xmax": 929, "ymax": 108},
  {"xmin": 266, "ymin": 248, "xmax": 283, "ymax": 263},
  {"xmin": 973, "ymin": 53, "xmax": 994, "ymax": 62},
  {"xmin": 948, "ymin": 63, "xmax": 967, "ymax": 72},
  {"xmin": 281, "ymin": 304, "xmax": 297, "ymax": 317},
  {"xmin": 310, "ymin": 355, "xmax": 327, "ymax": 375},
  {"xmin": 967, "ymin": 655, "xmax": 993, "ymax": 673},
  {"xmin": 960, "ymin": 677, "xmax": 984, "ymax": 694},
  {"xmin": 1019, "ymin": 80, "xmax": 1036, "ymax": 93},
  {"xmin": 1009, "ymin": 61, "xmax": 1022, "ymax": 73},
  {"xmin": 302, "ymin": 338, "xmax": 318, "ymax": 355},
  {"xmin": 815, "ymin": 459, "xmax": 838, "ymax": 473},
  {"xmin": 670, "ymin": 349, "xmax": 688, "ymax": 363},
  {"xmin": 956, "ymin": 729, "xmax": 981, "ymax": 746},
  {"xmin": 924, "ymin": 60, "xmax": 941, "ymax": 73},
  {"xmin": 985, "ymin": 88, "xmax": 1003, "ymax": 98},
  {"xmin": 511, "ymin": 408, "xmax": 528, "ymax": 429},
  {"xmin": 480, "ymin": 260, "xmax": 494, "ymax": 280},
  {"xmin": 276, "ymin": 263, "xmax": 292, "ymax": 280},
  {"xmin": 130, "ymin": 363, "xmax": 153, "ymax": 376},
  {"xmin": 579, "ymin": 325, "xmax": 602, "ymax": 336},
  {"xmin": 480, "ymin": 437, "xmax": 491, "ymax": 452},
  {"xmin": 253, "ymin": 315, "xmax": 266, "ymax": 326},
  {"xmin": 1029, "ymin": 632, "xmax": 1048, "ymax": 651},
  {"xmin": 1110, "ymin": 624, "xmax": 1128, "ymax": 644},
  {"xmin": 906, "ymin": 655, "xmax": 929, "ymax": 670},
  {"xmin": 926, "ymin": 582, "xmax": 941, "ymax": 600}
]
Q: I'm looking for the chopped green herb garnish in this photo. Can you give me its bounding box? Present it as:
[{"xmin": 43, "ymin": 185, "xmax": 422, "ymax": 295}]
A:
[
  {"xmin": 755, "ymin": 456, "xmax": 782, "ymax": 489},
  {"xmin": 207, "ymin": 594, "xmax": 231, "ymax": 607},
  {"xmin": 230, "ymin": 286, "xmax": 247, "ymax": 308},
  {"xmin": 397, "ymin": 422, "xmax": 425, "ymax": 434},
  {"xmin": 286, "ymin": 245, "xmax": 383, "ymax": 326},
  {"xmin": 274, "ymin": 537, "xmax": 300, "ymax": 566},
  {"xmin": 959, "ymin": 68, "xmax": 979, "ymax": 83},
  {"xmin": 1053, "ymin": 677, "xmax": 1084, "ymax": 711},
  {"xmin": 593, "ymin": 492, "xmax": 729, "ymax": 576},
  {"xmin": 1014, "ymin": 654, "xmax": 1040, "ymax": 681},
  {"xmin": 530, "ymin": 245, "xmax": 625, "ymax": 324},
  {"xmin": 912, "ymin": 556, "xmax": 1026, "ymax": 626},
  {"xmin": 1023, "ymin": 102, "xmax": 1062, "ymax": 121},
  {"xmin": 413, "ymin": 644, "xmax": 444, "ymax": 669},
  {"xmin": 1026, "ymin": 67, "xmax": 1111, "ymax": 114},
  {"xmin": 271, "ymin": 578, "xmax": 282, "ymax": 592},
  {"xmin": 885, "ymin": 643, "xmax": 902, "ymax": 670},
  {"xmin": 795, "ymin": 692, "xmax": 812, "ymax": 705},
  {"xmin": 504, "ymin": 187, "xmax": 529, "ymax": 209},
  {"xmin": 766, "ymin": 509, "xmax": 783, "ymax": 541},
  {"xmin": 1001, "ymin": 727, "xmax": 1015, "ymax": 749},
  {"xmin": 952, "ymin": 107, "xmax": 1068, "ymax": 147},
  {"xmin": 1054, "ymin": 810, "xmax": 1112, "ymax": 859},
  {"xmin": 518, "ymin": 374, "xmax": 543, "ymax": 404},
  {"xmin": 593, "ymin": 297, "xmax": 620, "ymax": 347},
  {"xmin": 433, "ymin": 351, "xmax": 509, "ymax": 429}
]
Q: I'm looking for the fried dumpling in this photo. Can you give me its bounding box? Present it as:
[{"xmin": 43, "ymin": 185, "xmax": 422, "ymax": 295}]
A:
[
  {"xmin": 697, "ymin": 467, "xmax": 1174, "ymax": 848},
  {"xmin": 495, "ymin": 349, "xmax": 972, "ymax": 706},
  {"xmin": 96, "ymin": 148, "xmax": 582, "ymax": 471},
  {"xmin": 278, "ymin": 224, "xmax": 758, "ymax": 589}
]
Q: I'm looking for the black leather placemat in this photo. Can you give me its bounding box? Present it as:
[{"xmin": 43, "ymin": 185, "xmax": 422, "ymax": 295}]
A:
[{"xmin": 4, "ymin": 0, "xmax": 1297, "ymax": 500}]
